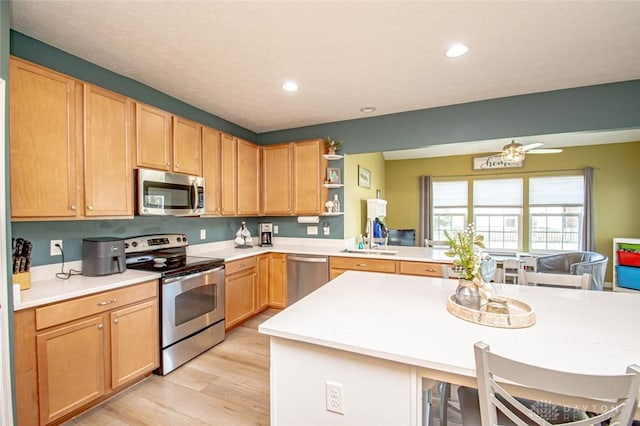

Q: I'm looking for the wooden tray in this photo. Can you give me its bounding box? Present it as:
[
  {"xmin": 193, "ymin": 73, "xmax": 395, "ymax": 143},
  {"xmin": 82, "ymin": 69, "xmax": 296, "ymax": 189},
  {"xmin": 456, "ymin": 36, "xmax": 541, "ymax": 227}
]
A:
[{"xmin": 447, "ymin": 295, "xmax": 535, "ymax": 329}]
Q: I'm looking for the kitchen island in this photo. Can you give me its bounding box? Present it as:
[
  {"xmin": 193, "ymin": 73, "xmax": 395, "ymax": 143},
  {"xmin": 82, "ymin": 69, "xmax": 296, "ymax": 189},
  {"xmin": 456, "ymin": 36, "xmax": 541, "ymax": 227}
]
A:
[{"xmin": 259, "ymin": 271, "xmax": 640, "ymax": 425}]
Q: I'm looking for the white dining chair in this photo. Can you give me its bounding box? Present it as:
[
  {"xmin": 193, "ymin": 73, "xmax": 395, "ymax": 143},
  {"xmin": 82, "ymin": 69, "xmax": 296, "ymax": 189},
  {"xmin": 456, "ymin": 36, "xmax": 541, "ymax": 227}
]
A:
[
  {"xmin": 502, "ymin": 258, "xmax": 520, "ymax": 284},
  {"xmin": 458, "ymin": 341, "xmax": 640, "ymax": 426},
  {"xmin": 520, "ymin": 271, "xmax": 591, "ymax": 290}
]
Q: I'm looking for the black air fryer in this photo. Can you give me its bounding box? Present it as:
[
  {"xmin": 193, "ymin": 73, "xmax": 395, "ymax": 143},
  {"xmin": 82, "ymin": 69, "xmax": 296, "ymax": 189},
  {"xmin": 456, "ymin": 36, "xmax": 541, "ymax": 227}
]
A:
[{"xmin": 82, "ymin": 237, "xmax": 126, "ymax": 276}]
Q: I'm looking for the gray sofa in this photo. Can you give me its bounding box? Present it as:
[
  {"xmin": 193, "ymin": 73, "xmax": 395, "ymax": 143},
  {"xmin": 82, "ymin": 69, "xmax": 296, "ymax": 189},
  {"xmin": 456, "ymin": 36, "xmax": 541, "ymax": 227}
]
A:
[{"xmin": 535, "ymin": 251, "xmax": 608, "ymax": 291}]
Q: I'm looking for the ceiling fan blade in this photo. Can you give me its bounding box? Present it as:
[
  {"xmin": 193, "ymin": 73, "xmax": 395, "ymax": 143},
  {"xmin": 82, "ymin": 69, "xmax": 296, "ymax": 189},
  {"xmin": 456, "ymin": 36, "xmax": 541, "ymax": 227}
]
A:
[
  {"xmin": 521, "ymin": 143, "xmax": 543, "ymax": 152},
  {"xmin": 527, "ymin": 148, "xmax": 563, "ymax": 154}
]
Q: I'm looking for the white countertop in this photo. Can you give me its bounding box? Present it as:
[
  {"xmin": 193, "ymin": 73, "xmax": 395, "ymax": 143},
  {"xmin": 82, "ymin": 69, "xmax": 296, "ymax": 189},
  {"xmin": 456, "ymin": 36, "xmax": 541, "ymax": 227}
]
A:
[
  {"xmin": 13, "ymin": 268, "xmax": 160, "ymax": 311},
  {"xmin": 14, "ymin": 238, "xmax": 452, "ymax": 311},
  {"xmin": 259, "ymin": 271, "xmax": 640, "ymax": 378}
]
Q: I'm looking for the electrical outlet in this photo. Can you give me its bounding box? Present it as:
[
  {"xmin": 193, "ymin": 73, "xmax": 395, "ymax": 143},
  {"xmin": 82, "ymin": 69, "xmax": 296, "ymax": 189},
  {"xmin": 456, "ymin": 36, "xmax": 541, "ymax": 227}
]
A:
[
  {"xmin": 273, "ymin": 225, "xmax": 279, "ymax": 234},
  {"xmin": 200, "ymin": 229, "xmax": 206, "ymax": 240},
  {"xmin": 326, "ymin": 381, "xmax": 344, "ymax": 415},
  {"xmin": 323, "ymin": 223, "xmax": 330, "ymax": 235},
  {"xmin": 50, "ymin": 240, "xmax": 63, "ymax": 256},
  {"xmin": 307, "ymin": 226, "xmax": 318, "ymax": 235}
]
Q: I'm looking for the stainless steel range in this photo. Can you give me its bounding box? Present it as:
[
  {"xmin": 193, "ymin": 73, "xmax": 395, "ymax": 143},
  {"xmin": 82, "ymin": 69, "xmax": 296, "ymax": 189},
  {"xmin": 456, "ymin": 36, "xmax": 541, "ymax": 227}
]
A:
[{"xmin": 125, "ymin": 233, "xmax": 225, "ymax": 375}]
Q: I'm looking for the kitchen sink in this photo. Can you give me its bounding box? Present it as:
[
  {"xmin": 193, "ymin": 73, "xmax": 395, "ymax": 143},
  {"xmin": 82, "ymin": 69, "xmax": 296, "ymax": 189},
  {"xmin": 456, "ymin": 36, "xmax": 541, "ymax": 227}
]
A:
[{"xmin": 345, "ymin": 247, "xmax": 398, "ymax": 255}]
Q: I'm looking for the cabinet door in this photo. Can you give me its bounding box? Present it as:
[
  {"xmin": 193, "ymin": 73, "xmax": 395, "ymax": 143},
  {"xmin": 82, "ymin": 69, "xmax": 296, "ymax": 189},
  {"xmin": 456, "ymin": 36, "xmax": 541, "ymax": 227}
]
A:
[
  {"xmin": 10, "ymin": 58, "xmax": 79, "ymax": 218},
  {"xmin": 202, "ymin": 126, "xmax": 222, "ymax": 215},
  {"xmin": 36, "ymin": 316, "xmax": 106, "ymax": 425},
  {"xmin": 225, "ymin": 269, "xmax": 257, "ymax": 330},
  {"xmin": 237, "ymin": 139, "xmax": 261, "ymax": 215},
  {"xmin": 84, "ymin": 84, "xmax": 133, "ymax": 217},
  {"xmin": 220, "ymin": 133, "xmax": 238, "ymax": 215},
  {"xmin": 269, "ymin": 253, "xmax": 287, "ymax": 308},
  {"xmin": 172, "ymin": 116, "xmax": 202, "ymax": 176},
  {"xmin": 263, "ymin": 143, "xmax": 293, "ymax": 215},
  {"xmin": 257, "ymin": 254, "xmax": 270, "ymax": 311},
  {"xmin": 293, "ymin": 139, "xmax": 326, "ymax": 215},
  {"xmin": 110, "ymin": 299, "xmax": 159, "ymax": 388},
  {"xmin": 135, "ymin": 103, "xmax": 172, "ymax": 171}
]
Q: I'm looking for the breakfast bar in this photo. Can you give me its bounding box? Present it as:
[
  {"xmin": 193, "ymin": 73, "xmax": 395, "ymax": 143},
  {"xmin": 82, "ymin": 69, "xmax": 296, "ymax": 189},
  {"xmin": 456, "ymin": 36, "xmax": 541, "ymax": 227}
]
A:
[{"xmin": 259, "ymin": 271, "xmax": 640, "ymax": 425}]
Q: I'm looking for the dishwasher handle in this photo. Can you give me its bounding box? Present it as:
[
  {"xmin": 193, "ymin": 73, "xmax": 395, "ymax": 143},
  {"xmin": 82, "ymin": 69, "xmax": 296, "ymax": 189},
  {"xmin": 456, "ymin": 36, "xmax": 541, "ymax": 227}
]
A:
[{"xmin": 288, "ymin": 256, "xmax": 328, "ymax": 263}]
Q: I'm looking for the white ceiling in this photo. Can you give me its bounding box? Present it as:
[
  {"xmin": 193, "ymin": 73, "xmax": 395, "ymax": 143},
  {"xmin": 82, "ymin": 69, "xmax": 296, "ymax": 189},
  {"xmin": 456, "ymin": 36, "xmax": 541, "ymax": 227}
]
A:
[{"xmin": 10, "ymin": 1, "xmax": 640, "ymax": 137}]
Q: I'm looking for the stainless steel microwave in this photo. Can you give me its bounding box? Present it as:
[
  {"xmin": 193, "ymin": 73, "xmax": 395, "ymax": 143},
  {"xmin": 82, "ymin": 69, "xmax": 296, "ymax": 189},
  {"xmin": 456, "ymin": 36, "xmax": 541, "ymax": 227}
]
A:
[{"xmin": 136, "ymin": 168, "xmax": 205, "ymax": 216}]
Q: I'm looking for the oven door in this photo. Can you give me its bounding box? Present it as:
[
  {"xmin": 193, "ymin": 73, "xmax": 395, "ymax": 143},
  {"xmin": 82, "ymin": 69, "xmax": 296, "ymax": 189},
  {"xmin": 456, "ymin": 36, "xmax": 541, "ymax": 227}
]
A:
[
  {"xmin": 162, "ymin": 266, "xmax": 225, "ymax": 348},
  {"xmin": 137, "ymin": 168, "xmax": 205, "ymax": 216}
]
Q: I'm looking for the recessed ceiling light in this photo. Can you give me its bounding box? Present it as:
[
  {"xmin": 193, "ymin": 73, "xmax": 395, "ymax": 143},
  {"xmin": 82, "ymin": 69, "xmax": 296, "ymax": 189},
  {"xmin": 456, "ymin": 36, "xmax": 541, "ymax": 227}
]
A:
[
  {"xmin": 445, "ymin": 43, "xmax": 469, "ymax": 58},
  {"xmin": 360, "ymin": 107, "xmax": 376, "ymax": 113},
  {"xmin": 282, "ymin": 81, "xmax": 299, "ymax": 92}
]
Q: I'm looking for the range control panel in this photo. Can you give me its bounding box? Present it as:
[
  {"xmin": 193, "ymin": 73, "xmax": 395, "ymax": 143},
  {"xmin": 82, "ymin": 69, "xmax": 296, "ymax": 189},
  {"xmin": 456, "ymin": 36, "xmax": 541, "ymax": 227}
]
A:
[{"xmin": 124, "ymin": 234, "xmax": 189, "ymax": 253}]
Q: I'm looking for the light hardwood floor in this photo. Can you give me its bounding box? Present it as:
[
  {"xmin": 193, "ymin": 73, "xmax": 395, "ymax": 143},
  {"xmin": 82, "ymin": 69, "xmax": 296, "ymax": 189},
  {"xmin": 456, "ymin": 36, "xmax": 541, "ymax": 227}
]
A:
[
  {"xmin": 65, "ymin": 309, "xmax": 459, "ymax": 426},
  {"xmin": 66, "ymin": 310, "xmax": 276, "ymax": 425}
]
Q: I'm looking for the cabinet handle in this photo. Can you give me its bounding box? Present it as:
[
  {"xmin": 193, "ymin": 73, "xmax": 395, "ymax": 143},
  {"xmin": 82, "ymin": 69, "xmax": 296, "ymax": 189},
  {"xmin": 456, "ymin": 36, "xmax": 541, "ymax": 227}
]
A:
[
  {"xmin": 97, "ymin": 324, "xmax": 104, "ymax": 330},
  {"xmin": 176, "ymin": 163, "xmax": 180, "ymax": 168},
  {"xmin": 113, "ymin": 318, "xmax": 119, "ymax": 324},
  {"xmin": 87, "ymin": 206, "xmax": 93, "ymax": 211},
  {"xmin": 166, "ymin": 162, "xmax": 171, "ymax": 166},
  {"xmin": 425, "ymin": 268, "xmax": 437, "ymax": 272},
  {"xmin": 70, "ymin": 205, "xmax": 77, "ymax": 210},
  {"xmin": 356, "ymin": 263, "xmax": 367, "ymax": 267},
  {"xmin": 97, "ymin": 298, "xmax": 117, "ymax": 306}
]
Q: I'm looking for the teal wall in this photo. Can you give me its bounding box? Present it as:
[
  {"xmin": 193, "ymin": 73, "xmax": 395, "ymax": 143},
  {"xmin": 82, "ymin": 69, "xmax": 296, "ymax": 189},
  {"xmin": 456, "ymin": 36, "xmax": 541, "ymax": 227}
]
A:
[
  {"xmin": 12, "ymin": 214, "xmax": 344, "ymax": 266},
  {"xmin": 258, "ymin": 80, "xmax": 640, "ymax": 153}
]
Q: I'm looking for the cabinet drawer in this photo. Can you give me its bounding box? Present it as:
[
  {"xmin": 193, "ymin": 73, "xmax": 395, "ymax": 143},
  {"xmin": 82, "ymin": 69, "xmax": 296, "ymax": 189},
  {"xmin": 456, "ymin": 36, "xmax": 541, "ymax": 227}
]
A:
[
  {"xmin": 330, "ymin": 256, "xmax": 396, "ymax": 273},
  {"xmin": 226, "ymin": 256, "xmax": 257, "ymax": 275},
  {"xmin": 399, "ymin": 261, "xmax": 444, "ymax": 277},
  {"xmin": 35, "ymin": 280, "xmax": 158, "ymax": 330}
]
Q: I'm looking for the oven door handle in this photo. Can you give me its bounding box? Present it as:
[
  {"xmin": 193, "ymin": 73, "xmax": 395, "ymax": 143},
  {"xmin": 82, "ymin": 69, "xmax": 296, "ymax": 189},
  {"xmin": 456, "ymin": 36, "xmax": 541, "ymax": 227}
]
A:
[{"xmin": 163, "ymin": 265, "xmax": 225, "ymax": 284}]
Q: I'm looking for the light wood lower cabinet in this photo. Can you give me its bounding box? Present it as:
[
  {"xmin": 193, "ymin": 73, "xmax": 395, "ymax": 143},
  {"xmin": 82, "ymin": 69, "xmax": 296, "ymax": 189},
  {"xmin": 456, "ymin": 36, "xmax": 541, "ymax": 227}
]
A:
[
  {"xmin": 398, "ymin": 261, "xmax": 444, "ymax": 277},
  {"xmin": 225, "ymin": 257, "xmax": 258, "ymax": 330},
  {"xmin": 257, "ymin": 254, "xmax": 270, "ymax": 311},
  {"xmin": 268, "ymin": 253, "xmax": 287, "ymax": 308},
  {"xmin": 14, "ymin": 280, "xmax": 159, "ymax": 426}
]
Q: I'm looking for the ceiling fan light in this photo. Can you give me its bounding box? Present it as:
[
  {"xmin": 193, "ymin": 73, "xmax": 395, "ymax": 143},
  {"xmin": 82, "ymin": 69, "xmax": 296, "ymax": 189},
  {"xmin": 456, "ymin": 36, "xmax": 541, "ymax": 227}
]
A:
[{"xmin": 501, "ymin": 141, "xmax": 525, "ymax": 162}]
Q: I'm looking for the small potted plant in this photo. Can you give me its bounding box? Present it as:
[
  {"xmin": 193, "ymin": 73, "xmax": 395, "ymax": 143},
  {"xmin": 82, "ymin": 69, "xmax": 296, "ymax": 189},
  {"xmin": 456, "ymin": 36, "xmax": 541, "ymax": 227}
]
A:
[
  {"xmin": 444, "ymin": 224, "xmax": 493, "ymax": 307},
  {"xmin": 325, "ymin": 137, "xmax": 342, "ymax": 155}
]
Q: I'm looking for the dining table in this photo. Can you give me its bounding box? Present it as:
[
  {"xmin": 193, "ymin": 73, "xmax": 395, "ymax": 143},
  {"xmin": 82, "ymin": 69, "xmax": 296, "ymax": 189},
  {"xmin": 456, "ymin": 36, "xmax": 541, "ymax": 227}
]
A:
[{"xmin": 259, "ymin": 271, "xmax": 640, "ymax": 425}]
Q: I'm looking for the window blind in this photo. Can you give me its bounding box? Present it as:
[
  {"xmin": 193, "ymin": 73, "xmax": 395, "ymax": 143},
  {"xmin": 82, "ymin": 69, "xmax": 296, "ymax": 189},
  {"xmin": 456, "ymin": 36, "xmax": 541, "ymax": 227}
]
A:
[
  {"xmin": 433, "ymin": 181, "xmax": 467, "ymax": 207},
  {"xmin": 473, "ymin": 178, "xmax": 523, "ymax": 207},
  {"xmin": 529, "ymin": 176, "xmax": 584, "ymax": 205}
]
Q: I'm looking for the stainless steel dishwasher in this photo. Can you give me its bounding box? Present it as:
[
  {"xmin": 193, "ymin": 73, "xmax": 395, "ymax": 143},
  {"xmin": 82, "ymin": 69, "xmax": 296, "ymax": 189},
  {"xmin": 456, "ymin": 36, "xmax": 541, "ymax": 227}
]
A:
[{"xmin": 287, "ymin": 254, "xmax": 329, "ymax": 304}]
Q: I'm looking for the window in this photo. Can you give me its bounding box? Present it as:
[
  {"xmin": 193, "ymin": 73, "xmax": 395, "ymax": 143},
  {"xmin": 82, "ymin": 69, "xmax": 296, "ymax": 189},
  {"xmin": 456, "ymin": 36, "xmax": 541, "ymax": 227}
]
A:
[
  {"xmin": 432, "ymin": 180, "xmax": 467, "ymax": 241},
  {"xmin": 473, "ymin": 179, "xmax": 523, "ymax": 250},
  {"xmin": 529, "ymin": 176, "xmax": 584, "ymax": 251}
]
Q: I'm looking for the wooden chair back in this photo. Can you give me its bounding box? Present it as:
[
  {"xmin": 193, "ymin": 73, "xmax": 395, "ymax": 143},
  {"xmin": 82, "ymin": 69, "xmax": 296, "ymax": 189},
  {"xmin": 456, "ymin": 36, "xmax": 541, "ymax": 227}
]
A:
[
  {"xmin": 474, "ymin": 341, "xmax": 640, "ymax": 426},
  {"xmin": 520, "ymin": 271, "xmax": 591, "ymax": 290},
  {"xmin": 502, "ymin": 258, "xmax": 520, "ymax": 284}
]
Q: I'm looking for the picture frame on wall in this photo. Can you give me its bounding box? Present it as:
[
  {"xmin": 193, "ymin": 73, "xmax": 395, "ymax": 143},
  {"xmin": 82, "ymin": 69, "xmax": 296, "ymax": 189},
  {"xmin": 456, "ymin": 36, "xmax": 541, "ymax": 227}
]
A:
[
  {"xmin": 327, "ymin": 167, "xmax": 341, "ymax": 184},
  {"xmin": 358, "ymin": 165, "xmax": 371, "ymax": 188}
]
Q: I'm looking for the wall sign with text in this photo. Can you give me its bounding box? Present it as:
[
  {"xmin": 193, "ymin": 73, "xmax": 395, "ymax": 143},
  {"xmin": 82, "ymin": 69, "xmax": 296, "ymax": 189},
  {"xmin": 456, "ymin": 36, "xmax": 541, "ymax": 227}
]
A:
[{"xmin": 472, "ymin": 155, "xmax": 523, "ymax": 170}]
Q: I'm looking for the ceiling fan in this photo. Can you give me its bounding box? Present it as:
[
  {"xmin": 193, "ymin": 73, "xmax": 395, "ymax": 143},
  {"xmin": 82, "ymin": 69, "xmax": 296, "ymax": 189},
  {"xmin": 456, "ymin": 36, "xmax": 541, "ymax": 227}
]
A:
[{"xmin": 498, "ymin": 140, "xmax": 563, "ymax": 162}]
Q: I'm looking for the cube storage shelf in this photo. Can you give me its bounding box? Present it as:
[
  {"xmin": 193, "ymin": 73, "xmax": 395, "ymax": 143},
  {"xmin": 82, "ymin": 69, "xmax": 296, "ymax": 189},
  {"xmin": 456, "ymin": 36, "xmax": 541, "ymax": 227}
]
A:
[{"xmin": 613, "ymin": 238, "xmax": 640, "ymax": 293}]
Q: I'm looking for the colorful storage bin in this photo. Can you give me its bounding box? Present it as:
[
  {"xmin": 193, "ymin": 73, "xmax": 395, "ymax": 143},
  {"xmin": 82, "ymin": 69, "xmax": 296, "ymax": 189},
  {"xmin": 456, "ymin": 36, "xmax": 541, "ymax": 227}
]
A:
[
  {"xmin": 618, "ymin": 243, "xmax": 640, "ymax": 252},
  {"xmin": 617, "ymin": 250, "xmax": 640, "ymax": 267},
  {"xmin": 616, "ymin": 265, "xmax": 640, "ymax": 291}
]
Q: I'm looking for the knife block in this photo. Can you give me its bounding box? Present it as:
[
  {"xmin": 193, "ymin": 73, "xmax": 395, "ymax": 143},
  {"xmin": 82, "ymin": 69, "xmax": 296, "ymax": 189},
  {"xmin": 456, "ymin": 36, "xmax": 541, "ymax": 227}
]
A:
[{"xmin": 13, "ymin": 272, "xmax": 31, "ymax": 290}]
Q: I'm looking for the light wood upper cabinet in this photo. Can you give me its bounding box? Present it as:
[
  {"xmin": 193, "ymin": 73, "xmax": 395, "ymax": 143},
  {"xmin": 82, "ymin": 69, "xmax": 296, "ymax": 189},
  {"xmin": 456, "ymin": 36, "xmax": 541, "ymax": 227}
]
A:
[
  {"xmin": 262, "ymin": 143, "xmax": 293, "ymax": 215},
  {"xmin": 135, "ymin": 103, "xmax": 172, "ymax": 171},
  {"xmin": 220, "ymin": 133, "xmax": 238, "ymax": 215},
  {"xmin": 202, "ymin": 126, "xmax": 222, "ymax": 215},
  {"xmin": 83, "ymin": 84, "xmax": 133, "ymax": 217},
  {"xmin": 293, "ymin": 139, "xmax": 327, "ymax": 215},
  {"xmin": 10, "ymin": 58, "xmax": 80, "ymax": 218},
  {"xmin": 237, "ymin": 139, "xmax": 261, "ymax": 216},
  {"xmin": 172, "ymin": 116, "xmax": 202, "ymax": 176}
]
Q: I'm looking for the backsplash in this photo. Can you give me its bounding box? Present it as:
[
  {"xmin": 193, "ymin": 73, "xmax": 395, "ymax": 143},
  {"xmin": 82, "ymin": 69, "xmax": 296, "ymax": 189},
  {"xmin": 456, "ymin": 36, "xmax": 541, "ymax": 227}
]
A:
[{"xmin": 11, "ymin": 215, "xmax": 344, "ymax": 266}]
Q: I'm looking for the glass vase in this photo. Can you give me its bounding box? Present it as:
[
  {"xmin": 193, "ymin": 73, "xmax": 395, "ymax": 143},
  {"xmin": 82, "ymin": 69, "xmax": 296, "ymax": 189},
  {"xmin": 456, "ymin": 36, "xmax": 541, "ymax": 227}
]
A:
[{"xmin": 455, "ymin": 279, "xmax": 481, "ymax": 309}]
